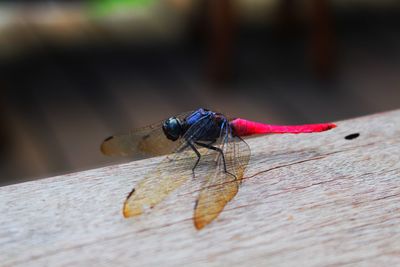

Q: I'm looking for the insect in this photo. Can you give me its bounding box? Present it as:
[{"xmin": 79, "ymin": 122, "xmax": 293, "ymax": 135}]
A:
[{"xmin": 101, "ymin": 108, "xmax": 336, "ymax": 229}]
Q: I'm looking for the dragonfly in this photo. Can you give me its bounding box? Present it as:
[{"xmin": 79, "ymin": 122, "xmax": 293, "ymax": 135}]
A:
[{"xmin": 101, "ymin": 108, "xmax": 336, "ymax": 229}]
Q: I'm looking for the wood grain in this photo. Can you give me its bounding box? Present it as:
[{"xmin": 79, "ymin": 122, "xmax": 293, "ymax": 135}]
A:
[{"xmin": 1, "ymin": 110, "xmax": 400, "ymax": 266}]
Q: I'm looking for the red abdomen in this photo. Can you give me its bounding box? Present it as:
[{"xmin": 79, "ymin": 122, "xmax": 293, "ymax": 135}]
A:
[{"xmin": 230, "ymin": 118, "xmax": 336, "ymax": 137}]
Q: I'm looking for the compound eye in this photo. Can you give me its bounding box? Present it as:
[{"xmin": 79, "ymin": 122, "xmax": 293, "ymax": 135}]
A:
[{"xmin": 162, "ymin": 117, "xmax": 182, "ymax": 141}]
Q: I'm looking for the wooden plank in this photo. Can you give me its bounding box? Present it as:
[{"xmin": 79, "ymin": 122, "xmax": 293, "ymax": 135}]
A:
[{"xmin": 1, "ymin": 110, "xmax": 400, "ymax": 266}]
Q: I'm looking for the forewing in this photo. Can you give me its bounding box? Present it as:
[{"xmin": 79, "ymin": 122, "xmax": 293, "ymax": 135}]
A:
[
  {"xmin": 123, "ymin": 147, "xmax": 195, "ymax": 217},
  {"xmin": 194, "ymin": 133, "xmax": 251, "ymax": 229},
  {"xmin": 123, "ymin": 114, "xmax": 216, "ymax": 217},
  {"xmin": 101, "ymin": 111, "xmax": 192, "ymax": 158}
]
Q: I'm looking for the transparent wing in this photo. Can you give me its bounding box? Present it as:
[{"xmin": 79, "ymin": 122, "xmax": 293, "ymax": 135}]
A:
[
  {"xmin": 101, "ymin": 111, "xmax": 193, "ymax": 158},
  {"xmin": 123, "ymin": 146, "xmax": 194, "ymax": 217},
  {"xmin": 193, "ymin": 128, "xmax": 251, "ymax": 229},
  {"xmin": 123, "ymin": 114, "xmax": 217, "ymax": 217}
]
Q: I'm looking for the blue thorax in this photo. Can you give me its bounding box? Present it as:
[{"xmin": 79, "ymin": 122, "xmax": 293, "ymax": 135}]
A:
[{"xmin": 185, "ymin": 108, "xmax": 215, "ymax": 127}]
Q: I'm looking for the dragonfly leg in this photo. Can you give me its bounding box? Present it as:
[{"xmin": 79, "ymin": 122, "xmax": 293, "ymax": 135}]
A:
[
  {"xmin": 195, "ymin": 142, "xmax": 235, "ymax": 178},
  {"xmin": 188, "ymin": 142, "xmax": 201, "ymax": 174}
]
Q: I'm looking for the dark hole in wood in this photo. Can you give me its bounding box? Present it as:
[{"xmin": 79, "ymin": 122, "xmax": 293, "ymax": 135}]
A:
[{"xmin": 345, "ymin": 133, "xmax": 360, "ymax": 140}]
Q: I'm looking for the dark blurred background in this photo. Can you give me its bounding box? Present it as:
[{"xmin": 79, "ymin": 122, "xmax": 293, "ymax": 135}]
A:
[{"xmin": 0, "ymin": 0, "xmax": 399, "ymax": 185}]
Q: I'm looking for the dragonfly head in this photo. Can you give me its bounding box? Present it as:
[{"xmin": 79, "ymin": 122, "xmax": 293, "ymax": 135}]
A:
[{"xmin": 162, "ymin": 117, "xmax": 183, "ymax": 141}]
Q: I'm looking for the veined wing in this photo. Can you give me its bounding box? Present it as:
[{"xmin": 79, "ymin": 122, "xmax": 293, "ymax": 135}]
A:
[
  {"xmin": 193, "ymin": 129, "xmax": 251, "ymax": 229},
  {"xmin": 123, "ymin": 114, "xmax": 216, "ymax": 217},
  {"xmin": 123, "ymin": 147, "xmax": 194, "ymax": 217},
  {"xmin": 101, "ymin": 111, "xmax": 192, "ymax": 158}
]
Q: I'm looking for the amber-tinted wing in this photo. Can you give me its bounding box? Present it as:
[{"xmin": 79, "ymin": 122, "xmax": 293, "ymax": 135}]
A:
[
  {"xmin": 123, "ymin": 147, "xmax": 194, "ymax": 217},
  {"xmin": 193, "ymin": 131, "xmax": 251, "ymax": 229},
  {"xmin": 123, "ymin": 114, "xmax": 216, "ymax": 217},
  {"xmin": 101, "ymin": 111, "xmax": 192, "ymax": 158}
]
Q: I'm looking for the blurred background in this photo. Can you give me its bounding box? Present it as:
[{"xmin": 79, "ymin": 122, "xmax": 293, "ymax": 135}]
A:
[{"xmin": 0, "ymin": 0, "xmax": 399, "ymax": 185}]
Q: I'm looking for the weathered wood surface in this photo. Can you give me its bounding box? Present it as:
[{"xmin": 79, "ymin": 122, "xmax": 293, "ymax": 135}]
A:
[{"xmin": 1, "ymin": 110, "xmax": 400, "ymax": 266}]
